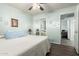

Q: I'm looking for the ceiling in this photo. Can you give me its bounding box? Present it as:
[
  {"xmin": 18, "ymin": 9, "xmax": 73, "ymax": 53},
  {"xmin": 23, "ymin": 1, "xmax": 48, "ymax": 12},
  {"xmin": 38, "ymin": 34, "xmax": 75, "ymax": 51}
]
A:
[{"xmin": 7, "ymin": 3, "xmax": 78, "ymax": 15}]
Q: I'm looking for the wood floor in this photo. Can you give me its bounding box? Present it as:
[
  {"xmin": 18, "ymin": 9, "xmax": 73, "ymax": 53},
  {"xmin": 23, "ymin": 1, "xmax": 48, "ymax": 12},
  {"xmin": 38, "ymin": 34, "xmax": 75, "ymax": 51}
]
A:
[{"xmin": 46, "ymin": 43, "xmax": 78, "ymax": 56}]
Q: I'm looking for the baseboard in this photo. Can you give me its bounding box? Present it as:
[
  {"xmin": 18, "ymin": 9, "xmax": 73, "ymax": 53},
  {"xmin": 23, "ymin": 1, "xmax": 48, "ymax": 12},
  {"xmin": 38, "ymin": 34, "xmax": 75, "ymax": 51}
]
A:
[{"xmin": 50, "ymin": 42, "xmax": 60, "ymax": 45}]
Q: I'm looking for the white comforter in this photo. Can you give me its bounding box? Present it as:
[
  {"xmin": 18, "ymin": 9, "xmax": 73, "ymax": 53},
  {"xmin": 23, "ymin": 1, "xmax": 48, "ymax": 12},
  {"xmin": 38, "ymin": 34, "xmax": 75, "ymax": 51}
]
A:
[{"xmin": 0, "ymin": 35, "xmax": 50, "ymax": 56}]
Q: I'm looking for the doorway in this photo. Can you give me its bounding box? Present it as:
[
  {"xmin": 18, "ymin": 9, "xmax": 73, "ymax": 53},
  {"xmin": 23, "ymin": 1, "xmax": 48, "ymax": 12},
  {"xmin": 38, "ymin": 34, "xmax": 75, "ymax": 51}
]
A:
[{"xmin": 60, "ymin": 13, "xmax": 75, "ymax": 47}]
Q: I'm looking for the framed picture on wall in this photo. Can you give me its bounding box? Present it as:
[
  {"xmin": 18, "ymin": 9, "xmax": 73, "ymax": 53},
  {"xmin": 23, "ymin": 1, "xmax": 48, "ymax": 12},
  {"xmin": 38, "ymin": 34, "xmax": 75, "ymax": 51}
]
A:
[{"xmin": 11, "ymin": 18, "xmax": 18, "ymax": 27}]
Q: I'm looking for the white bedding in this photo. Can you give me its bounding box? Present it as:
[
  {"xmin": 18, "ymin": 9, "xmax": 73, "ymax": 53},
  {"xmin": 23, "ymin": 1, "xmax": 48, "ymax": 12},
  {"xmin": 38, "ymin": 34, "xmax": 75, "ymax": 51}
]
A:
[{"xmin": 0, "ymin": 35, "xmax": 50, "ymax": 56}]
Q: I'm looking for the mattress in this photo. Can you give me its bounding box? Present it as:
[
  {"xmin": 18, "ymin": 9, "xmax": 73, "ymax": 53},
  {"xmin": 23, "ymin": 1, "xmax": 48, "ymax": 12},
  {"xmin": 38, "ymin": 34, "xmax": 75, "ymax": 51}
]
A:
[{"xmin": 0, "ymin": 35, "xmax": 50, "ymax": 56}]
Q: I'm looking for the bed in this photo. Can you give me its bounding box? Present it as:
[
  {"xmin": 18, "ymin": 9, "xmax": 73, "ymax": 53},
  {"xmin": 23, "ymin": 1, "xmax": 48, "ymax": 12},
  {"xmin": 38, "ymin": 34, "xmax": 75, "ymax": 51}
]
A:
[{"xmin": 0, "ymin": 35, "xmax": 50, "ymax": 56}]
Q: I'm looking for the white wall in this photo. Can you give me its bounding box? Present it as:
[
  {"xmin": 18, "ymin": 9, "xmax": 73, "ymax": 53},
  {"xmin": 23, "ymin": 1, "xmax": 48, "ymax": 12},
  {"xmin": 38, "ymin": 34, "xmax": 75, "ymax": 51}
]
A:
[
  {"xmin": 0, "ymin": 4, "xmax": 33, "ymax": 35},
  {"xmin": 0, "ymin": 17, "xmax": 4, "ymax": 34},
  {"xmin": 33, "ymin": 6, "xmax": 76, "ymax": 44},
  {"xmin": 33, "ymin": 12, "xmax": 61, "ymax": 44}
]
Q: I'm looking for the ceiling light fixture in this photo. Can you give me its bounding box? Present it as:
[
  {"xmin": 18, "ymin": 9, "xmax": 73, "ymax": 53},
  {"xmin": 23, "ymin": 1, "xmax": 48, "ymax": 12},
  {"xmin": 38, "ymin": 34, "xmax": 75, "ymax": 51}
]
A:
[
  {"xmin": 32, "ymin": 3, "xmax": 40, "ymax": 10},
  {"xmin": 28, "ymin": 3, "xmax": 44, "ymax": 11}
]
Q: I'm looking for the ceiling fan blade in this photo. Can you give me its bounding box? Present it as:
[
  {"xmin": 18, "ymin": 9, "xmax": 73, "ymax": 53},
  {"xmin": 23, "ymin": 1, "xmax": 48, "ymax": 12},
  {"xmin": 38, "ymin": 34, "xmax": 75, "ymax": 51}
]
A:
[
  {"xmin": 28, "ymin": 6, "xmax": 33, "ymax": 10},
  {"xmin": 40, "ymin": 3, "xmax": 46, "ymax": 4},
  {"xmin": 39, "ymin": 5, "xmax": 44, "ymax": 11}
]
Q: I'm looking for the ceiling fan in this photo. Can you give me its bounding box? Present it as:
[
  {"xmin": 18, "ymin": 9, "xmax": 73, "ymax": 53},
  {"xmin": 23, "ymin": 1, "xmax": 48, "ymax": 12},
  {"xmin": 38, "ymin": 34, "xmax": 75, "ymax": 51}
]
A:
[{"xmin": 28, "ymin": 3, "xmax": 44, "ymax": 11}]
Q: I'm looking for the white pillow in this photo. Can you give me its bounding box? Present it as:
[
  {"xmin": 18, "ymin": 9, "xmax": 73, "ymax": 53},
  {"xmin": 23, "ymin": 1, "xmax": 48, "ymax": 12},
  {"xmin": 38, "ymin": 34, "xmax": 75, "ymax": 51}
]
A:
[{"xmin": 0, "ymin": 35, "xmax": 4, "ymax": 39}]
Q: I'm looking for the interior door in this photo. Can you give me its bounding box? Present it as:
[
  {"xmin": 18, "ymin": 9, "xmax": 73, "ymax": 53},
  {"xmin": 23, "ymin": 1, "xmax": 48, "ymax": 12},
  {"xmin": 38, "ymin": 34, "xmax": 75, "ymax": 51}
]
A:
[
  {"xmin": 74, "ymin": 7, "xmax": 79, "ymax": 53},
  {"xmin": 74, "ymin": 18, "xmax": 78, "ymax": 53}
]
